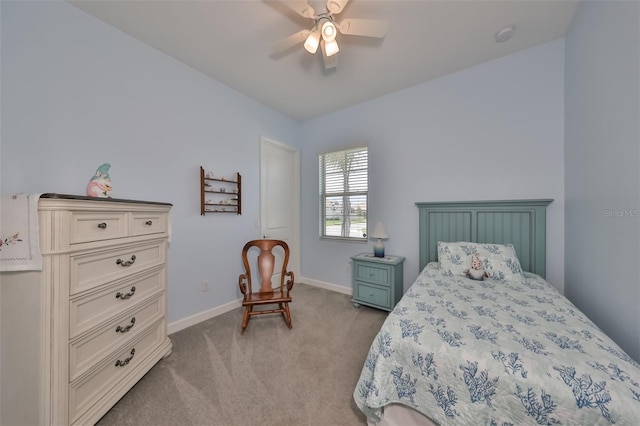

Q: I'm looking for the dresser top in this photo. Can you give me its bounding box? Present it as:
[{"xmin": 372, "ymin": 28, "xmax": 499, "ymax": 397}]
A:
[{"xmin": 41, "ymin": 193, "xmax": 172, "ymax": 206}]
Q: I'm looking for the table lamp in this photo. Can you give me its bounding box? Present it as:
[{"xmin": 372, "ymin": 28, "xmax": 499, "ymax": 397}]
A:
[{"xmin": 372, "ymin": 222, "xmax": 389, "ymax": 258}]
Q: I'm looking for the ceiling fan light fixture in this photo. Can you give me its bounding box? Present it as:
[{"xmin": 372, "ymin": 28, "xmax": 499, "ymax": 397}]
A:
[
  {"xmin": 272, "ymin": 0, "xmax": 388, "ymax": 69},
  {"xmin": 321, "ymin": 20, "xmax": 337, "ymax": 42},
  {"xmin": 304, "ymin": 28, "xmax": 321, "ymax": 54},
  {"xmin": 323, "ymin": 39, "xmax": 339, "ymax": 57}
]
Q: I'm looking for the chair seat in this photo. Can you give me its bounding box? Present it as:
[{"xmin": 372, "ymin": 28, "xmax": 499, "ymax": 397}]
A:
[{"xmin": 242, "ymin": 288, "xmax": 291, "ymax": 306}]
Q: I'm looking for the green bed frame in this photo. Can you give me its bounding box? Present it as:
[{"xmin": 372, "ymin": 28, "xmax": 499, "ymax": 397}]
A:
[{"xmin": 416, "ymin": 199, "xmax": 553, "ymax": 277}]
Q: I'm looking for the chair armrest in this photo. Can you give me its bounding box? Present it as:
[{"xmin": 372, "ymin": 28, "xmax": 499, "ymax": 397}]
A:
[
  {"xmin": 238, "ymin": 274, "xmax": 248, "ymax": 294},
  {"xmin": 285, "ymin": 271, "xmax": 295, "ymax": 292}
]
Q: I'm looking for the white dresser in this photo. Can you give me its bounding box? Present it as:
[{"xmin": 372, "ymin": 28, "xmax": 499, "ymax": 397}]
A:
[{"xmin": 0, "ymin": 194, "xmax": 172, "ymax": 426}]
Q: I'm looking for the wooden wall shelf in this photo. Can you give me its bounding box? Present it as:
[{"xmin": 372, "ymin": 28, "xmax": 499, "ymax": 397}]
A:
[{"xmin": 200, "ymin": 166, "xmax": 242, "ymax": 215}]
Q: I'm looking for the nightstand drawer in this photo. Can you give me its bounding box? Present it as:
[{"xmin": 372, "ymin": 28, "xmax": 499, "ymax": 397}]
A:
[
  {"xmin": 355, "ymin": 282, "xmax": 390, "ymax": 308},
  {"xmin": 355, "ymin": 263, "xmax": 390, "ymax": 286},
  {"xmin": 351, "ymin": 253, "xmax": 405, "ymax": 312}
]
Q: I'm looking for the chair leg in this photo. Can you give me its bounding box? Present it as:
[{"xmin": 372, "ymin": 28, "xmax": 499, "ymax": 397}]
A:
[
  {"xmin": 241, "ymin": 306, "xmax": 251, "ymax": 334},
  {"xmin": 283, "ymin": 303, "xmax": 292, "ymax": 329}
]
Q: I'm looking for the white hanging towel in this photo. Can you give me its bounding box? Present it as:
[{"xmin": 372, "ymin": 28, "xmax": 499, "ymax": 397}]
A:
[{"xmin": 0, "ymin": 193, "xmax": 42, "ymax": 271}]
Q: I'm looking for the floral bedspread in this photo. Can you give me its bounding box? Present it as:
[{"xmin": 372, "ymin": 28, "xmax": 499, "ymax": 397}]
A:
[{"xmin": 354, "ymin": 263, "xmax": 640, "ymax": 425}]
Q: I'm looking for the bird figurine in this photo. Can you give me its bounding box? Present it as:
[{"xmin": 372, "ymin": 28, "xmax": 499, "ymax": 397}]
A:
[
  {"xmin": 86, "ymin": 163, "xmax": 112, "ymax": 198},
  {"xmin": 465, "ymin": 252, "xmax": 489, "ymax": 281}
]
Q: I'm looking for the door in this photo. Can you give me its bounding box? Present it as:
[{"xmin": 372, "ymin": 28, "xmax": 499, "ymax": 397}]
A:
[{"xmin": 260, "ymin": 137, "xmax": 300, "ymax": 288}]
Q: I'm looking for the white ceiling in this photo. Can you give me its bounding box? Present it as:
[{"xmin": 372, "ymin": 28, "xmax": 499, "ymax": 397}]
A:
[{"xmin": 68, "ymin": 0, "xmax": 579, "ymax": 122}]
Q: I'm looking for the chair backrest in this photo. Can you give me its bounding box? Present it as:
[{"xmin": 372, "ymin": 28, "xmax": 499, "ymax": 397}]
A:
[{"xmin": 241, "ymin": 239, "xmax": 290, "ymax": 293}]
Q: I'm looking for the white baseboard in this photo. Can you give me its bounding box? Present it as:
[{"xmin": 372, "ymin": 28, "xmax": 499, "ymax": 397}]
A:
[
  {"xmin": 167, "ymin": 279, "xmax": 350, "ymax": 334},
  {"xmin": 167, "ymin": 298, "xmax": 242, "ymax": 335},
  {"xmin": 299, "ymin": 276, "xmax": 352, "ymax": 296}
]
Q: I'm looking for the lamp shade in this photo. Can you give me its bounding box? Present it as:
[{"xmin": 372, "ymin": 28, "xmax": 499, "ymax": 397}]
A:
[
  {"xmin": 304, "ymin": 28, "xmax": 321, "ymax": 54},
  {"xmin": 323, "ymin": 39, "xmax": 339, "ymax": 57},
  {"xmin": 372, "ymin": 222, "xmax": 389, "ymax": 239}
]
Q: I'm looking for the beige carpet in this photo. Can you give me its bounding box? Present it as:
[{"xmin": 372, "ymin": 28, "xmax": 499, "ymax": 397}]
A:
[{"xmin": 96, "ymin": 283, "xmax": 388, "ymax": 426}]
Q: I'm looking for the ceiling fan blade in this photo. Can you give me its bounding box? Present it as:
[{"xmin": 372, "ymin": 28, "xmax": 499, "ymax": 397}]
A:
[
  {"xmin": 278, "ymin": 1, "xmax": 315, "ymax": 19},
  {"xmin": 337, "ymin": 18, "xmax": 389, "ymax": 38},
  {"xmin": 321, "ymin": 41, "xmax": 338, "ymax": 69},
  {"xmin": 326, "ymin": 0, "xmax": 349, "ymax": 15},
  {"xmin": 272, "ymin": 29, "xmax": 311, "ymax": 54}
]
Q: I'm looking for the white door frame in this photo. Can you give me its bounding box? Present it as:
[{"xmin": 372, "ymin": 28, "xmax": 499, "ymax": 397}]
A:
[{"xmin": 260, "ymin": 136, "xmax": 300, "ymax": 280}]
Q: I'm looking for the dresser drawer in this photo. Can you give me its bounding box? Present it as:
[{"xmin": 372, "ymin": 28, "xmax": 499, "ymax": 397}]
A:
[
  {"xmin": 355, "ymin": 282, "xmax": 390, "ymax": 308},
  {"xmin": 131, "ymin": 212, "xmax": 167, "ymax": 236},
  {"xmin": 70, "ymin": 212, "xmax": 128, "ymax": 244},
  {"xmin": 69, "ymin": 295, "xmax": 165, "ymax": 381},
  {"xmin": 68, "ymin": 321, "xmax": 165, "ymax": 424},
  {"xmin": 354, "ymin": 262, "xmax": 391, "ymax": 286},
  {"xmin": 70, "ymin": 240, "xmax": 165, "ymax": 295},
  {"xmin": 70, "ymin": 268, "xmax": 165, "ymax": 339}
]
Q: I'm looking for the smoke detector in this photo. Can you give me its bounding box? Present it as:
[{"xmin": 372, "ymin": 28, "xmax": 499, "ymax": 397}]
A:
[{"xmin": 495, "ymin": 25, "xmax": 515, "ymax": 43}]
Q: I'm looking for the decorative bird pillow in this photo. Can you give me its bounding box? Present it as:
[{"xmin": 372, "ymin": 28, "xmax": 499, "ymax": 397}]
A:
[
  {"xmin": 86, "ymin": 163, "xmax": 112, "ymax": 198},
  {"xmin": 465, "ymin": 251, "xmax": 489, "ymax": 281}
]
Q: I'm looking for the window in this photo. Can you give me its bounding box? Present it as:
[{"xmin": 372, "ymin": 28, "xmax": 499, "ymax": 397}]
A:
[{"xmin": 319, "ymin": 146, "xmax": 368, "ymax": 240}]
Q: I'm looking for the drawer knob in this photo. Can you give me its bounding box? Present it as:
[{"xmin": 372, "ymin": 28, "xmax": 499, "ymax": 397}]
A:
[
  {"xmin": 97, "ymin": 222, "xmax": 107, "ymax": 229},
  {"xmin": 115, "ymin": 286, "xmax": 136, "ymax": 300},
  {"xmin": 115, "ymin": 348, "xmax": 136, "ymax": 367},
  {"xmin": 115, "ymin": 317, "xmax": 136, "ymax": 333},
  {"xmin": 145, "ymin": 220, "xmax": 153, "ymax": 226},
  {"xmin": 116, "ymin": 255, "xmax": 136, "ymax": 267}
]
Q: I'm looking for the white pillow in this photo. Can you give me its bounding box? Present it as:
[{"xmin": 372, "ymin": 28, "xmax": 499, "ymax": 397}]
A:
[
  {"xmin": 437, "ymin": 241, "xmax": 478, "ymax": 276},
  {"xmin": 437, "ymin": 241, "xmax": 525, "ymax": 284}
]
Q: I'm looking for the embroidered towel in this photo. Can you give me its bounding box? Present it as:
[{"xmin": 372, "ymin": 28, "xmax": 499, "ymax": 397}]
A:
[{"xmin": 0, "ymin": 193, "xmax": 42, "ymax": 271}]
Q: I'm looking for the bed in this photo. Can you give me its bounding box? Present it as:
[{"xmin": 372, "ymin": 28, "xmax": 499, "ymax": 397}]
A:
[{"xmin": 354, "ymin": 200, "xmax": 640, "ymax": 425}]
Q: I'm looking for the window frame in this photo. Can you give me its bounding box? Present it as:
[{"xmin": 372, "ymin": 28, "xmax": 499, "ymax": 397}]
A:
[{"xmin": 319, "ymin": 146, "xmax": 368, "ymax": 242}]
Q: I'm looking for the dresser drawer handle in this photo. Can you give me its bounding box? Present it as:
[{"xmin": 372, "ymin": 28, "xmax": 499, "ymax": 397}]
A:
[
  {"xmin": 115, "ymin": 317, "xmax": 136, "ymax": 333},
  {"xmin": 116, "ymin": 255, "xmax": 136, "ymax": 267},
  {"xmin": 115, "ymin": 348, "xmax": 135, "ymax": 367},
  {"xmin": 115, "ymin": 286, "xmax": 136, "ymax": 300},
  {"xmin": 97, "ymin": 222, "xmax": 107, "ymax": 229},
  {"xmin": 145, "ymin": 220, "xmax": 153, "ymax": 226}
]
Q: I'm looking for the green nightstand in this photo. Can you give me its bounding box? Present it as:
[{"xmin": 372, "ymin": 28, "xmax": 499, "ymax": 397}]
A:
[{"xmin": 351, "ymin": 253, "xmax": 405, "ymax": 311}]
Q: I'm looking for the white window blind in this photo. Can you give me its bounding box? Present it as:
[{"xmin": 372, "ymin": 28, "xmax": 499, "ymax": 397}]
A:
[{"xmin": 319, "ymin": 147, "xmax": 368, "ymax": 240}]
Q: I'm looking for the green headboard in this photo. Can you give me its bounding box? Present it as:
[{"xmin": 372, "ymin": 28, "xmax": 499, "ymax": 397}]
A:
[{"xmin": 416, "ymin": 199, "xmax": 553, "ymax": 277}]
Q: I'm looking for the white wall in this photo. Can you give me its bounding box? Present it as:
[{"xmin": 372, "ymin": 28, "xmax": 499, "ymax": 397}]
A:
[
  {"xmin": 0, "ymin": 1, "xmax": 300, "ymax": 323},
  {"xmin": 565, "ymin": 0, "xmax": 640, "ymax": 362},
  {"xmin": 300, "ymin": 40, "xmax": 565, "ymax": 293}
]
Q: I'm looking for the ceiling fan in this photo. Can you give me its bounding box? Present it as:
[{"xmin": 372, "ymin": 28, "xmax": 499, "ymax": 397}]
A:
[{"xmin": 272, "ymin": 0, "xmax": 389, "ymax": 69}]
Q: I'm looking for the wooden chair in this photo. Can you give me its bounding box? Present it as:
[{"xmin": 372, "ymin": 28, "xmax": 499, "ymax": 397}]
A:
[{"xmin": 238, "ymin": 239, "xmax": 295, "ymax": 334}]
